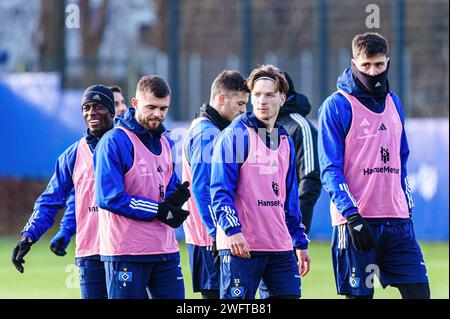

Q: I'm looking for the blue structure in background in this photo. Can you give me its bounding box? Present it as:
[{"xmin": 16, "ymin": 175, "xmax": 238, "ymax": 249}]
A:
[
  {"xmin": 1, "ymin": 73, "xmax": 448, "ymax": 241},
  {"xmin": 0, "ymin": 73, "xmax": 84, "ymax": 178}
]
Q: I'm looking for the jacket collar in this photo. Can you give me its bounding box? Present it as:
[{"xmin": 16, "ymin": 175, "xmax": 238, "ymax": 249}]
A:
[{"xmin": 198, "ymin": 103, "xmax": 231, "ymax": 131}]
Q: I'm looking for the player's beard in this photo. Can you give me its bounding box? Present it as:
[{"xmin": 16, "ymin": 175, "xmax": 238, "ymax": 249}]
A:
[
  {"xmin": 137, "ymin": 112, "xmax": 162, "ymax": 131},
  {"xmin": 145, "ymin": 120, "xmax": 161, "ymax": 131}
]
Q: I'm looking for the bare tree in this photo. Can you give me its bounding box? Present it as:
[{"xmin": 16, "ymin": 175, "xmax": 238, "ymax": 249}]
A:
[
  {"xmin": 37, "ymin": 0, "xmax": 65, "ymax": 71},
  {"xmin": 149, "ymin": 0, "xmax": 167, "ymax": 51},
  {"xmin": 80, "ymin": 0, "xmax": 109, "ymax": 82}
]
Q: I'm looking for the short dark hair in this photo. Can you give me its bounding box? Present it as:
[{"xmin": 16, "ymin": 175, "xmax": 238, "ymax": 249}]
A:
[
  {"xmin": 352, "ymin": 32, "xmax": 389, "ymax": 58},
  {"xmin": 136, "ymin": 75, "xmax": 171, "ymax": 98},
  {"xmin": 210, "ymin": 70, "xmax": 250, "ymax": 99},
  {"xmin": 109, "ymin": 85, "xmax": 123, "ymax": 94},
  {"xmin": 247, "ymin": 64, "xmax": 289, "ymax": 94}
]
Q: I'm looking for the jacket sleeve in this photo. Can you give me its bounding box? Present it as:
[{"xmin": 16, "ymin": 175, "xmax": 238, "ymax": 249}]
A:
[
  {"xmin": 289, "ymin": 115, "xmax": 322, "ymax": 232},
  {"xmin": 164, "ymin": 135, "xmax": 181, "ymax": 200},
  {"xmin": 210, "ymin": 123, "xmax": 249, "ymax": 237},
  {"xmin": 318, "ymin": 95, "xmax": 359, "ymax": 218},
  {"xmin": 93, "ymin": 129, "xmax": 160, "ymax": 221},
  {"xmin": 21, "ymin": 142, "xmax": 78, "ymax": 242},
  {"xmin": 391, "ymin": 93, "xmax": 415, "ymax": 212},
  {"xmin": 285, "ymin": 136, "xmax": 310, "ymax": 250},
  {"xmin": 58, "ymin": 188, "xmax": 77, "ymax": 237},
  {"xmin": 188, "ymin": 121, "xmax": 220, "ymax": 238}
]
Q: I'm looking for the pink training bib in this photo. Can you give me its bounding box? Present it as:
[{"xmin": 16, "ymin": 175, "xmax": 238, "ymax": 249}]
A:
[
  {"xmin": 330, "ymin": 90, "xmax": 409, "ymax": 226},
  {"xmin": 98, "ymin": 127, "xmax": 179, "ymax": 256},
  {"xmin": 182, "ymin": 117, "xmax": 215, "ymax": 247},
  {"xmin": 72, "ymin": 138, "xmax": 101, "ymax": 258},
  {"xmin": 216, "ymin": 124, "xmax": 294, "ymax": 252}
]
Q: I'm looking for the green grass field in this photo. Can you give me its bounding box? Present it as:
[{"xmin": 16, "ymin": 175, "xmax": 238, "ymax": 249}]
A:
[{"xmin": 1, "ymin": 237, "xmax": 448, "ymax": 299}]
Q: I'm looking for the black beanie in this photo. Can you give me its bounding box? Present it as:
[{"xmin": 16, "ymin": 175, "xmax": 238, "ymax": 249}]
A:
[{"xmin": 81, "ymin": 84, "xmax": 115, "ymax": 115}]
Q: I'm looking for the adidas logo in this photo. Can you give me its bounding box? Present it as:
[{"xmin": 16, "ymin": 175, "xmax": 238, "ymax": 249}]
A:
[
  {"xmin": 353, "ymin": 224, "xmax": 363, "ymax": 232},
  {"xmin": 375, "ymin": 82, "xmax": 382, "ymax": 88},
  {"xmin": 138, "ymin": 159, "xmax": 145, "ymax": 165},
  {"xmin": 360, "ymin": 118, "xmax": 370, "ymax": 126},
  {"xmin": 166, "ymin": 211, "xmax": 174, "ymax": 220},
  {"xmin": 378, "ymin": 123, "xmax": 387, "ymax": 131},
  {"xmin": 92, "ymin": 94, "xmax": 101, "ymax": 100},
  {"xmin": 272, "ymin": 160, "xmax": 278, "ymax": 167}
]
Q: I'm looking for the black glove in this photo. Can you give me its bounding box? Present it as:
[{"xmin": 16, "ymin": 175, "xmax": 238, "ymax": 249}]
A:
[
  {"xmin": 12, "ymin": 237, "xmax": 33, "ymax": 273},
  {"xmin": 211, "ymin": 239, "xmax": 219, "ymax": 264},
  {"xmin": 50, "ymin": 229, "xmax": 71, "ymax": 257},
  {"xmin": 346, "ymin": 213, "xmax": 375, "ymax": 252},
  {"xmin": 50, "ymin": 236, "xmax": 67, "ymax": 257},
  {"xmin": 167, "ymin": 181, "xmax": 191, "ymax": 207},
  {"xmin": 156, "ymin": 201, "xmax": 190, "ymax": 228}
]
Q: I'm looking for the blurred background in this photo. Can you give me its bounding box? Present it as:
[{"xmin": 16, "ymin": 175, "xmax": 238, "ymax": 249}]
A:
[{"xmin": 0, "ymin": 0, "xmax": 448, "ymax": 298}]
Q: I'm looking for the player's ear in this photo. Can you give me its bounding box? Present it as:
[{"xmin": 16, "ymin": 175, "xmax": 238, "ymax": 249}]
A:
[
  {"xmin": 280, "ymin": 93, "xmax": 286, "ymax": 106},
  {"xmin": 218, "ymin": 92, "xmax": 226, "ymax": 105},
  {"xmin": 131, "ymin": 98, "xmax": 138, "ymax": 108}
]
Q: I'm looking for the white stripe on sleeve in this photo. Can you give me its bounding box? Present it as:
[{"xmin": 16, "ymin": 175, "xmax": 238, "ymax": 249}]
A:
[
  {"xmin": 129, "ymin": 198, "xmax": 158, "ymax": 214},
  {"xmin": 208, "ymin": 205, "xmax": 217, "ymax": 226},
  {"xmin": 340, "ymin": 183, "xmax": 358, "ymax": 208},
  {"xmin": 223, "ymin": 206, "xmax": 240, "ymax": 227},
  {"xmin": 405, "ymin": 177, "xmax": 415, "ymax": 209},
  {"xmin": 24, "ymin": 209, "xmax": 39, "ymax": 232},
  {"xmin": 290, "ymin": 114, "xmax": 314, "ymax": 176}
]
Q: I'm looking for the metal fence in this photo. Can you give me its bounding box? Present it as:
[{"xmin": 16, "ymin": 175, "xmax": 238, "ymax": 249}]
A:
[{"xmin": 0, "ymin": 0, "xmax": 448, "ymax": 119}]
